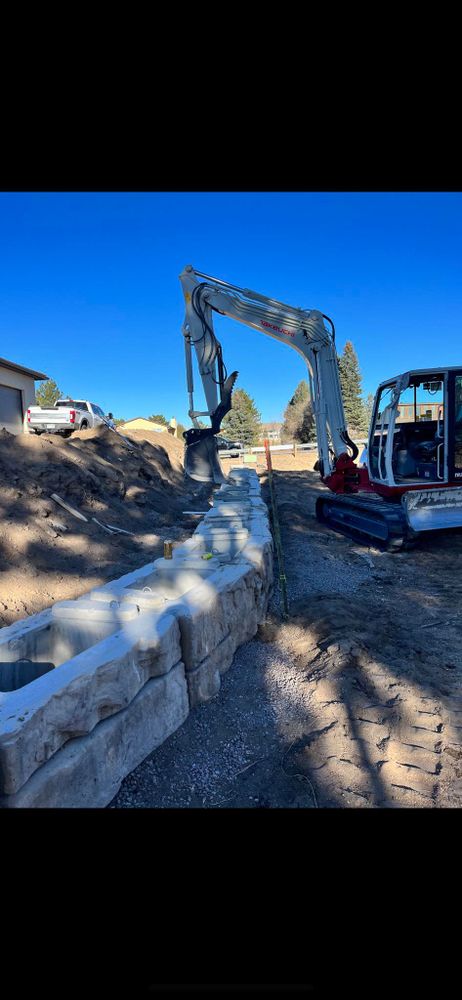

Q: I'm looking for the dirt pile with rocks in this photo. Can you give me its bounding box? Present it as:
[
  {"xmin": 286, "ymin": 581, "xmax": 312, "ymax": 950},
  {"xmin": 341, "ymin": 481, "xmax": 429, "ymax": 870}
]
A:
[{"xmin": 0, "ymin": 426, "xmax": 210, "ymax": 626}]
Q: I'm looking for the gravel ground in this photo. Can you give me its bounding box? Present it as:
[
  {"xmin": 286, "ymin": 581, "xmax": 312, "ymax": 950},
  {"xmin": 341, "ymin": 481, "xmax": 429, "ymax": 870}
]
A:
[
  {"xmin": 110, "ymin": 635, "xmax": 319, "ymax": 809},
  {"xmin": 109, "ymin": 471, "xmax": 373, "ymax": 809},
  {"xmin": 110, "ymin": 467, "xmax": 462, "ymax": 809}
]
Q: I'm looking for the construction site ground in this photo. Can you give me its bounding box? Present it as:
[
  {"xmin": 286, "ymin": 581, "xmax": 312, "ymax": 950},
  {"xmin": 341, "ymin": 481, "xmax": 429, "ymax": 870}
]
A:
[
  {"xmin": 2, "ymin": 434, "xmax": 462, "ymax": 808},
  {"xmin": 111, "ymin": 450, "xmax": 462, "ymax": 809}
]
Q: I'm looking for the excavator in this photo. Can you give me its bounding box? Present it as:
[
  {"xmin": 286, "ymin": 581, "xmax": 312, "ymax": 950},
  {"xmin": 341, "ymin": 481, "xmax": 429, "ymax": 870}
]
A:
[{"xmin": 179, "ymin": 264, "xmax": 462, "ymax": 551}]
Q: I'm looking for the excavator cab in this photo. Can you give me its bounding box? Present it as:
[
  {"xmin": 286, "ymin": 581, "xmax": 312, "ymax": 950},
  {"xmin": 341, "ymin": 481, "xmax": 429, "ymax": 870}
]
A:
[
  {"xmin": 365, "ymin": 367, "xmax": 462, "ymax": 533},
  {"xmin": 366, "ymin": 368, "xmax": 462, "ymax": 487},
  {"xmin": 368, "ymin": 370, "xmax": 448, "ymax": 487}
]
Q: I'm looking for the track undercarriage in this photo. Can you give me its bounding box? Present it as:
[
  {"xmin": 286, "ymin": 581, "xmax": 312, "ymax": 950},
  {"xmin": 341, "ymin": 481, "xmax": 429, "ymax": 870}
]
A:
[{"xmin": 315, "ymin": 493, "xmax": 415, "ymax": 552}]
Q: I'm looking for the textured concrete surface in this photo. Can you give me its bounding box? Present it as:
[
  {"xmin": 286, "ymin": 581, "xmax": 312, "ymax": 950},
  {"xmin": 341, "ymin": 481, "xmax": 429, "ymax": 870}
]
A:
[
  {"xmin": 0, "ymin": 611, "xmax": 181, "ymax": 794},
  {"xmin": 186, "ymin": 632, "xmax": 238, "ymax": 707},
  {"xmin": 0, "ymin": 662, "xmax": 189, "ymax": 808}
]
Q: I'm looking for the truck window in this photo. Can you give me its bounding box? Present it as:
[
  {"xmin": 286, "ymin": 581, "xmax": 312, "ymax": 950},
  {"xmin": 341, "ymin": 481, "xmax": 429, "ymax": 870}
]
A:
[{"xmin": 56, "ymin": 400, "xmax": 88, "ymax": 411}]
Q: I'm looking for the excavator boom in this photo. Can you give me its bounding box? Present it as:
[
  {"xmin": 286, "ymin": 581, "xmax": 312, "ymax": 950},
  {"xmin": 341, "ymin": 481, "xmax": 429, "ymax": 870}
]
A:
[
  {"xmin": 179, "ymin": 265, "xmax": 462, "ymax": 550},
  {"xmin": 179, "ymin": 264, "xmax": 356, "ymax": 485}
]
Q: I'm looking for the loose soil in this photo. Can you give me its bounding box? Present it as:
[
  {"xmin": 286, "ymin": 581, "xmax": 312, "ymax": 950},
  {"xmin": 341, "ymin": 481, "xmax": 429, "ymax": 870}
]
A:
[
  {"xmin": 0, "ymin": 426, "xmax": 210, "ymax": 626},
  {"xmin": 111, "ymin": 458, "xmax": 462, "ymax": 809}
]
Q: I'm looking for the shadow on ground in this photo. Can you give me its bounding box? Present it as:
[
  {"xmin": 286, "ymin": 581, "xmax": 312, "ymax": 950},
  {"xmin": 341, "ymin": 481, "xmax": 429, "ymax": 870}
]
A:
[{"xmin": 111, "ymin": 468, "xmax": 462, "ymax": 809}]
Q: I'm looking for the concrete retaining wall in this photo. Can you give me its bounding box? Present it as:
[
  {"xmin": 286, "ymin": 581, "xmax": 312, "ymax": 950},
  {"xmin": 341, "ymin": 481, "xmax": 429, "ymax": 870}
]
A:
[{"xmin": 0, "ymin": 468, "xmax": 273, "ymax": 807}]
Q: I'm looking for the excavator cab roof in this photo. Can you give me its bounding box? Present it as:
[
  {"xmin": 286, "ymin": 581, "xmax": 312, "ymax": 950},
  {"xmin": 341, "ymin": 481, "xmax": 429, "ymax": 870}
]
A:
[{"xmin": 377, "ymin": 366, "xmax": 459, "ymax": 391}]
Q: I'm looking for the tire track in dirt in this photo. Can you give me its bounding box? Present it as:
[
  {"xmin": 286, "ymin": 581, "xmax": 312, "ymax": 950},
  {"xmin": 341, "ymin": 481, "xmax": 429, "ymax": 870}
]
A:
[
  {"xmin": 264, "ymin": 470, "xmax": 462, "ymax": 809},
  {"xmin": 270, "ymin": 607, "xmax": 458, "ymax": 807}
]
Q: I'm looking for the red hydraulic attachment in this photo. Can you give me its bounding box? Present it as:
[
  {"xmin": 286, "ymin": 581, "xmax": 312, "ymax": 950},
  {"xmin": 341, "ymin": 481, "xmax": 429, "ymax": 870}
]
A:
[{"xmin": 323, "ymin": 452, "xmax": 374, "ymax": 495}]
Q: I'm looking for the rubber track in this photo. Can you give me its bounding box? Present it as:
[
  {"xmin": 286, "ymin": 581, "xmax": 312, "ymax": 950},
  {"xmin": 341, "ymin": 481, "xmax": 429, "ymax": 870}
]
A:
[{"xmin": 316, "ymin": 493, "xmax": 412, "ymax": 551}]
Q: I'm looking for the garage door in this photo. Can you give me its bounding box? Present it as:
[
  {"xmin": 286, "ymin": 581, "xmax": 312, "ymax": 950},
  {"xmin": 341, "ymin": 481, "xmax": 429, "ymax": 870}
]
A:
[{"xmin": 0, "ymin": 384, "xmax": 24, "ymax": 434}]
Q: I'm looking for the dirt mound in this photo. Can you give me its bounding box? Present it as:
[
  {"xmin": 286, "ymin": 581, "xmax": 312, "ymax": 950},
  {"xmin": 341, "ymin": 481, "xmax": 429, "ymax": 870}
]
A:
[
  {"xmin": 0, "ymin": 427, "xmax": 210, "ymax": 627},
  {"xmin": 121, "ymin": 428, "xmax": 184, "ymax": 468},
  {"xmin": 0, "ymin": 425, "xmax": 185, "ymax": 508}
]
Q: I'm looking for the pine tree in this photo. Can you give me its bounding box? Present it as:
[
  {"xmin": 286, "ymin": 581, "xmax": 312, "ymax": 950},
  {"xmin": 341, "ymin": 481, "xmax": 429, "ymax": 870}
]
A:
[
  {"xmin": 35, "ymin": 378, "xmax": 63, "ymax": 407},
  {"xmin": 338, "ymin": 342, "xmax": 366, "ymax": 433},
  {"xmin": 281, "ymin": 379, "xmax": 315, "ymax": 443},
  {"xmin": 221, "ymin": 388, "xmax": 262, "ymax": 446},
  {"xmin": 362, "ymin": 392, "xmax": 375, "ymax": 433},
  {"xmin": 148, "ymin": 413, "xmax": 168, "ymax": 425}
]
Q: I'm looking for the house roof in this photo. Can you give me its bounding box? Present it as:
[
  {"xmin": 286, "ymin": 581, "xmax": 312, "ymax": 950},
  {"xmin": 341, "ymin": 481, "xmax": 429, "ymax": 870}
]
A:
[
  {"xmin": 0, "ymin": 356, "xmax": 49, "ymax": 381},
  {"xmin": 121, "ymin": 417, "xmax": 166, "ymax": 426}
]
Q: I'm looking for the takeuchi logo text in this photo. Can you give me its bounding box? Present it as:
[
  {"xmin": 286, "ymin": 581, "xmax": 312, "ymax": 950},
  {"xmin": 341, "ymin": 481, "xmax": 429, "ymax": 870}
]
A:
[{"xmin": 261, "ymin": 320, "xmax": 295, "ymax": 338}]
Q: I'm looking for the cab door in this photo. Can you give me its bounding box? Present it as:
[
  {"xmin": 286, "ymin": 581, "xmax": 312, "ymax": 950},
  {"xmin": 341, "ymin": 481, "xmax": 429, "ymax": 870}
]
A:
[{"xmin": 447, "ymin": 370, "xmax": 462, "ymax": 482}]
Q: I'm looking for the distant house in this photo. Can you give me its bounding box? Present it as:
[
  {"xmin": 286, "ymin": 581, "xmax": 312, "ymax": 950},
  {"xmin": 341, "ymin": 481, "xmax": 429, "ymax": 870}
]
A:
[
  {"xmin": 260, "ymin": 421, "xmax": 283, "ymax": 443},
  {"xmin": 0, "ymin": 356, "xmax": 49, "ymax": 435},
  {"xmin": 119, "ymin": 417, "xmax": 168, "ymax": 434},
  {"xmin": 396, "ymin": 403, "xmax": 443, "ymax": 423}
]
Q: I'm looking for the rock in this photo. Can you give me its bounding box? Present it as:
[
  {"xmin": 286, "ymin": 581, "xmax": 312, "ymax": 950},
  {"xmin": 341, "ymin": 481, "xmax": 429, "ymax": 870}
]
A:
[{"xmin": 257, "ymin": 621, "xmax": 279, "ymax": 643}]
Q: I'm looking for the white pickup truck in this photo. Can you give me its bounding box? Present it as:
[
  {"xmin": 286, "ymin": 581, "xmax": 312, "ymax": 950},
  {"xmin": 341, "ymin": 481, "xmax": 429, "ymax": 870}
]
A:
[{"xmin": 27, "ymin": 399, "xmax": 112, "ymax": 436}]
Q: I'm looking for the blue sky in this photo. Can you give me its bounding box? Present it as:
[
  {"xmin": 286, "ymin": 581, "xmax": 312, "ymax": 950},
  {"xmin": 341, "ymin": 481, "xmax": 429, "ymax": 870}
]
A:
[{"xmin": 1, "ymin": 191, "xmax": 462, "ymax": 426}]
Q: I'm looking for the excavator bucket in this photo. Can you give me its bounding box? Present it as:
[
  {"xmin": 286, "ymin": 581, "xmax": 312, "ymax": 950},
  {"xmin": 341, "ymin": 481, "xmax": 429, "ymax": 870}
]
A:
[
  {"xmin": 183, "ymin": 428, "xmax": 227, "ymax": 484},
  {"xmin": 183, "ymin": 370, "xmax": 239, "ymax": 484}
]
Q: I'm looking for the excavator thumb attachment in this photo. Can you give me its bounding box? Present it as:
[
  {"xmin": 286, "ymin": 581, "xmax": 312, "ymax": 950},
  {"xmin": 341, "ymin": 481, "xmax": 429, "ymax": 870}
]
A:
[
  {"xmin": 210, "ymin": 371, "xmax": 239, "ymax": 433},
  {"xmin": 183, "ymin": 370, "xmax": 239, "ymax": 484},
  {"xmin": 183, "ymin": 427, "xmax": 227, "ymax": 484}
]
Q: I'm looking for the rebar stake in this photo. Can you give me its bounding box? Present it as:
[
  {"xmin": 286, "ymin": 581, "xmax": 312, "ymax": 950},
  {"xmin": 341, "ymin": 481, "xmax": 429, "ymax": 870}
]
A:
[{"xmin": 263, "ymin": 438, "xmax": 289, "ymax": 619}]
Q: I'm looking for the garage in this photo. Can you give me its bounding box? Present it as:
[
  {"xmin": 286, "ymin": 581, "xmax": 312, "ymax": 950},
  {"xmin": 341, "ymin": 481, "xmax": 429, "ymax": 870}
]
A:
[
  {"xmin": 0, "ymin": 357, "xmax": 49, "ymax": 434},
  {"xmin": 0, "ymin": 384, "xmax": 24, "ymax": 434}
]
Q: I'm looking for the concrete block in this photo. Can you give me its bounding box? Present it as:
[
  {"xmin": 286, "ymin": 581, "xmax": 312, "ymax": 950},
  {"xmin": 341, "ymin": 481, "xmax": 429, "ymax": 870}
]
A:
[
  {"xmin": 0, "ymin": 607, "xmax": 53, "ymax": 649},
  {"xmin": 206, "ymin": 504, "xmax": 251, "ymax": 517},
  {"xmin": 186, "ymin": 633, "xmax": 238, "ymax": 707},
  {"xmin": 242, "ymin": 539, "xmax": 273, "ymax": 577},
  {"xmin": 171, "ymin": 585, "xmax": 230, "ymax": 670},
  {"xmin": 0, "ymin": 612, "xmax": 120, "ymax": 674},
  {"xmin": 0, "ymin": 456, "xmax": 273, "ymax": 805},
  {"xmin": 0, "ymin": 663, "xmax": 189, "ymax": 808},
  {"xmin": 167, "ymin": 562, "xmax": 257, "ymax": 670},
  {"xmin": 186, "ymin": 660, "xmax": 221, "ymax": 707},
  {"xmin": 0, "ymin": 611, "xmax": 181, "ymax": 795},
  {"xmin": 51, "ymin": 598, "xmax": 140, "ymax": 624},
  {"xmin": 202, "ymin": 516, "xmax": 249, "ymax": 529},
  {"xmin": 194, "ymin": 527, "xmax": 250, "ymax": 558}
]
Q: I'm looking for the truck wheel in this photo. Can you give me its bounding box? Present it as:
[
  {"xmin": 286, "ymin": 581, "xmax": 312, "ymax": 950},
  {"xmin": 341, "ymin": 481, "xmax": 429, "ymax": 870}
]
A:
[
  {"xmin": 34, "ymin": 430, "xmax": 43, "ymax": 436},
  {"xmin": 80, "ymin": 422, "xmax": 88, "ymax": 430}
]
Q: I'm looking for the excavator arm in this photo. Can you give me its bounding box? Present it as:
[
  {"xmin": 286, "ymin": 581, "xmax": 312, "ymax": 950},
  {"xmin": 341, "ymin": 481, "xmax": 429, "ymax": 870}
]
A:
[{"xmin": 179, "ymin": 264, "xmax": 359, "ymax": 485}]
